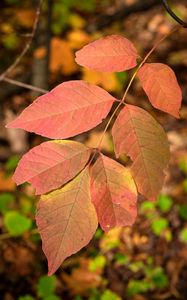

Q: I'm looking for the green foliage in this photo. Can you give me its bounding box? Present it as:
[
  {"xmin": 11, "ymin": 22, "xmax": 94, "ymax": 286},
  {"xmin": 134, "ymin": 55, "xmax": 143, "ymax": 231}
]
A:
[
  {"xmin": 114, "ymin": 253, "xmax": 129, "ymax": 265},
  {"xmin": 179, "ymin": 204, "xmax": 187, "ymax": 220},
  {"xmin": 179, "ymin": 158, "xmax": 187, "ymax": 175},
  {"xmin": 19, "ymin": 296, "xmax": 34, "ymax": 300},
  {"xmin": 2, "ymin": 34, "xmax": 19, "ymax": 50},
  {"xmin": 94, "ymin": 228, "xmax": 103, "ymax": 239},
  {"xmin": 101, "ymin": 290, "xmax": 120, "ymax": 300},
  {"xmin": 0, "ymin": 193, "xmax": 15, "ymax": 213},
  {"xmin": 5, "ymin": 155, "xmax": 20, "ymax": 172},
  {"xmin": 151, "ymin": 267, "xmax": 168, "ymax": 289},
  {"xmin": 129, "ymin": 261, "xmax": 144, "ymax": 272},
  {"xmin": 52, "ymin": 0, "xmax": 96, "ymax": 33},
  {"xmin": 140, "ymin": 201, "xmax": 155, "ymax": 218},
  {"xmin": 156, "ymin": 194, "xmax": 173, "ymax": 213},
  {"xmin": 183, "ymin": 179, "xmax": 187, "ymax": 193},
  {"xmin": 151, "ymin": 218, "xmax": 169, "ymax": 236},
  {"xmin": 4, "ymin": 211, "xmax": 32, "ymax": 236},
  {"xmin": 37, "ymin": 275, "xmax": 57, "ymax": 298},
  {"xmin": 127, "ymin": 266, "xmax": 168, "ymax": 297},
  {"xmin": 89, "ymin": 255, "xmax": 106, "ymax": 272},
  {"xmin": 44, "ymin": 295, "xmax": 61, "ymax": 300},
  {"xmin": 180, "ymin": 228, "xmax": 187, "ymax": 243},
  {"xmin": 127, "ymin": 279, "xmax": 152, "ymax": 297}
]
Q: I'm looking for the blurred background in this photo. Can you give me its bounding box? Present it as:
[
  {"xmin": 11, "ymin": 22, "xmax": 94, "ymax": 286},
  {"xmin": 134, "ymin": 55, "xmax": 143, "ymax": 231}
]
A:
[{"xmin": 0, "ymin": 0, "xmax": 187, "ymax": 299}]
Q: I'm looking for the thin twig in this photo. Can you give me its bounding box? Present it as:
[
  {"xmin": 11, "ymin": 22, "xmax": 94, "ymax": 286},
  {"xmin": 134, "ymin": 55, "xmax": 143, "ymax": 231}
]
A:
[
  {"xmin": 3, "ymin": 77, "xmax": 49, "ymax": 94},
  {"xmin": 162, "ymin": 0, "xmax": 187, "ymax": 28},
  {"xmin": 0, "ymin": 0, "xmax": 44, "ymax": 82}
]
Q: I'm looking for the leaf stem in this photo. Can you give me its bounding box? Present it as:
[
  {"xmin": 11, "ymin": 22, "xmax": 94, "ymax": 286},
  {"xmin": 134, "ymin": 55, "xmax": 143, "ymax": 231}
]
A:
[{"xmin": 95, "ymin": 25, "xmax": 180, "ymax": 153}]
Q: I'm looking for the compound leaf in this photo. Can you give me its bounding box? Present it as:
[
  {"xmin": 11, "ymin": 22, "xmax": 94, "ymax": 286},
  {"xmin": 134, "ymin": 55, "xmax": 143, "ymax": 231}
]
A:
[
  {"xmin": 112, "ymin": 104, "xmax": 170, "ymax": 201},
  {"xmin": 7, "ymin": 81, "xmax": 115, "ymax": 139},
  {"xmin": 90, "ymin": 153, "xmax": 137, "ymax": 232},
  {"xmin": 13, "ymin": 140, "xmax": 91, "ymax": 195},
  {"xmin": 36, "ymin": 168, "xmax": 98, "ymax": 275},
  {"xmin": 75, "ymin": 35, "xmax": 138, "ymax": 72},
  {"xmin": 138, "ymin": 63, "xmax": 182, "ymax": 118}
]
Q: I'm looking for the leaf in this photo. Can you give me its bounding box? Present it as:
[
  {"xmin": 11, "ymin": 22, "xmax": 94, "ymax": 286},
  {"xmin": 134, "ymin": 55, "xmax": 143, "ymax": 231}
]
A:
[
  {"xmin": 75, "ymin": 35, "xmax": 138, "ymax": 72},
  {"xmin": 82, "ymin": 68, "xmax": 118, "ymax": 92},
  {"xmin": 36, "ymin": 168, "xmax": 98, "ymax": 275},
  {"xmin": 4, "ymin": 211, "xmax": 32, "ymax": 236},
  {"xmin": 90, "ymin": 154, "xmax": 137, "ymax": 232},
  {"xmin": 7, "ymin": 81, "xmax": 115, "ymax": 139},
  {"xmin": 138, "ymin": 63, "xmax": 182, "ymax": 118},
  {"xmin": 37, "ymin": 275, "xmax": 56, "ymax": 298},
  {"xmin": 13, "ymin": 140, "xmax": 91, "ymax": 195},
  {"xmin": 112, "ymin": 104, "xmax": 170, "ymax": 201},
  {"xmin": 49, "ymin": 38, "xmax": 78, "ymax": 75}
]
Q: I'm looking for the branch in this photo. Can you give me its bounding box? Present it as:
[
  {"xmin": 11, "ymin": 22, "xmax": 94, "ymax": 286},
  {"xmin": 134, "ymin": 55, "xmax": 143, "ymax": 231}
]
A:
[
  {"xmin": 162, "ymin": 0, "xmax": 187, "ymax": 28},
  {"xmin": 2, "ymin": 77, "xmax": 48, "ymax": 94},
  {"xmin": 0, "ymin": 0, "xmax": 44, "ymax": 82}
]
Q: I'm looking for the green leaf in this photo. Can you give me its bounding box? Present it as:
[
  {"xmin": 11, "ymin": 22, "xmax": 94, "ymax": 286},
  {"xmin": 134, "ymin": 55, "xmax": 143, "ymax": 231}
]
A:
[
  {"xmin": 19, "ymin": 296, "xmax": 34, "ymax": 300},
  {"xmin": 140, "ymin": 201, "xmax": 155, "ymax": 215},
  {"xmin": 183, "ymin": 179, "xmax": 187, "ymax": 193},
  {"xmin": 44, "ymin": 295, "xmax": 61, "ymax": 300},
  {"xmin": 180, "ymin": 228, "xmax": 187, "ymax": 243},
  {"xmin": 5, "ymin": 155, "xmax": 20, "ymax": 172},
  {"xmin": 179, "ymin": 158, "xmax": 187, "ymax": 174},
  {"xmin": 156, "ymin": 194, "xmax": 173, "ymax": 213},
  {"xmin": 129, "ymin": 261, "xmax": 144, "ymax": 272},
  {"xmin": 101, "ymin": 290, "xmax": 120, "ymax": 300},
  {"xmin": 0, "ymin": 193, "xmax": 15, "ymax": 213},
  {"xmin": 127, "ymin": 280, "xmax": 152, "ymax": 297},
  {"xmin": 114, "ymin": 253, "xmax": 129, "ymax": 265},
  {"xmin": 94, "ymin": 228, "xmax": 103, "ymax": 240},
  {"xmin": 89, "ymin": 255, "xmax": 106, "ymax": 272},
  {"xmin": 37, "ymin": 275, "xmax": 57, "ymax": 298},
  {"xmin": 4, "ymin": 211, "xmax": 32, "ymax": 236},
  {"xmin": 151, "ymin": 218, "xmax": 169, "ymax": 236},
  {"xmin": 152, "ymin": 267, "xmax": 168, "ymax": 289},
  {"xmin": 179, "ymin": 204, "xmax": 187, "ymax": 220}
]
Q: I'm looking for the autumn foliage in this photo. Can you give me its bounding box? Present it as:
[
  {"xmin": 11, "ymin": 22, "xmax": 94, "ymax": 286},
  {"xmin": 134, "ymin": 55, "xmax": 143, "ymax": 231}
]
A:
[{"xmin": 6, "ymin": 34, "xmax": 182, "ymax": 275}]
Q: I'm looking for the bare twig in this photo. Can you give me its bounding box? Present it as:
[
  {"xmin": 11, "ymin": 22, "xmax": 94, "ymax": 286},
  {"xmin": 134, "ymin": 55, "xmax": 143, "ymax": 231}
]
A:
[
  {"xmin": 162, "ymin": 0, "xmax": 187, "ymax": 28},
  {"xmin": 3, "ymin": 77, "xmax": 48, "ymax": 94},
  {"xmin": 0, "ymin": 0, "xmax": 44, "ymax": 82}
]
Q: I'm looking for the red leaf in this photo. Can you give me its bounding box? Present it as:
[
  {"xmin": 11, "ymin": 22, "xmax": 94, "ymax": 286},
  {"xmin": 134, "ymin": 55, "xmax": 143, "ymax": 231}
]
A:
[
  {"xmin": 112, "ymin": 105, "xmax": 170, "ymax": 201},
  {"xmin": 36, "ymin": 168, "xmax": 98, "ymax": 275},
  {"xmin": 90, "ymin": 153, "xmax": 137, "ymax": 232},
  {"xmin": 138, "ymin": 63, "xmax": 182, "ymax": 118},
  {"xmin": 75, "ymin": 35, "xmax": 138, "ymax": 72},
  {"xmin": 13, "ymin": 140, "xmax": 91, "ymax": 195},
  {"xmin": 7, "ymin": 81, "xmax": 115, "ymax": 139}
]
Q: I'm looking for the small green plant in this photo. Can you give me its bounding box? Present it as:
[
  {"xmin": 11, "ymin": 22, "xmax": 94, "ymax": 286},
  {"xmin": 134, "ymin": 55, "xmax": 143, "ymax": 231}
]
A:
[
  {"xmin": 37, "ymin": 275, "xmax": 57, "ymax": 298},
  {"xmin": 4, "ymin": 211, "xmax": 32, "ymax": 236},
  {"xmin": 180, "ymin": 228, "xmax": 187, "ymax": 243},
  {"xmin": 179, "ymin": 204, "xmax": 187, "ymax": 220},
  {"xmin": 156, "ymin": 194, "xmax": 173, "ymax": 213},
  {"xmin": 89, "ymin": 255, "xmax": 107, "ymax": 272},
  {"xmin": 0, "ymin": 193, "xmax": 15, "ymax": 213},
  {"xmin": 151, "ymin": 218, "xmax": 169, "ymax": 236}
]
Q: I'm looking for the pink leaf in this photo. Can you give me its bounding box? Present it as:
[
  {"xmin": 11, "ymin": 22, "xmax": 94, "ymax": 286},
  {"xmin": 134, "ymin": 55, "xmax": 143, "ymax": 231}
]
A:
[
  {"xmin": 112, "ymin": 105, "xmax": 170, "ymax": 201},
  {"xmin": 7, "ymin": 81, "xmax": 115, "ymax": 139},
  {"xmin": 138, "ymin": 63, "xmax": 182, "ymax": 118},
  {"xmin": 90, "ymin": 153, "xmax": 137, "ymax": 232},
  {"xmin": 75, "ymin": 35, "xmax": 138, "ymax": 72},
  {"xmin": 13, "ymin": 140, "xmax": 91, "ymax": 195},
  {"xmin": 36, "ymin": 168, "xmax": 98, "ymax": 275}
]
